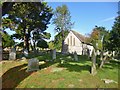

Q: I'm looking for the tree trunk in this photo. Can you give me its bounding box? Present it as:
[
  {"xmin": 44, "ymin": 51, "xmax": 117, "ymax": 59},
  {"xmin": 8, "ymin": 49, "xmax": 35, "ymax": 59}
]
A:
[
  {"xmin": 61, "ymin": 30, "xmax": 65, "ymax": 54},
  {"xmin": 100, "ymin": 54, "xmax": 108, "ymax": 68},
  {"xmin": 33, "ymin": 41, "xmax": 37, "ymax": 54},
  {"xmin": 100, "ymin": 50, "xmax": 103, "ymax": 61},
  {"xmin": 23, "ymin": 29, "xmax": 29, "ymax": 52},
  {"xmin": 91, "ymin": 48, "xmax": 97, "ymax": 75},
  {"xmin": 0, "ymin": 34, "xmax": 2, "ymax": 61}
]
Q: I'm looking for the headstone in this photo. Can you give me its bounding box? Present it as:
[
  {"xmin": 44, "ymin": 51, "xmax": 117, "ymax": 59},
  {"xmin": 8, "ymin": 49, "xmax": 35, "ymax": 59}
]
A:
[
  {"xmin": 52, "ymin": 49, "xmax": 56, "ymax": 60},
  {"xmin": 9, "ymin": 48, "xmax": 16, "ymax": 60},
  {"xmin": 24, "ymin": 49, "xmax": 28, "ymax": 57},
  {"xmin": 74, "ymin": 52, "xmax": 78, "ymax": 61},
  {"xmin": 26, "ymin": 58, "xmax": 39, "ymax": 72}
]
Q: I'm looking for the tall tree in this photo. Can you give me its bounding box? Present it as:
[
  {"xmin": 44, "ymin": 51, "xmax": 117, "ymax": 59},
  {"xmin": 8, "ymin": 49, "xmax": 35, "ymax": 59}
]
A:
[
  {"xmin": 52, "ymin": 5, "xmax": 74, "ymax": 53},
  {"xmin": 109, "ymin": 16, "xmax": 120, "ymax": 57},
  {"xmin": 2, "ymin": 2, "xmax": 53, "ymax": 52},
  {"xmin": 89, "ymin": 26, "xmax": 110, "ymax": 69},
  {"xmin": 93, "ymin": 26, "xmax": 109, "ymax": 68}
]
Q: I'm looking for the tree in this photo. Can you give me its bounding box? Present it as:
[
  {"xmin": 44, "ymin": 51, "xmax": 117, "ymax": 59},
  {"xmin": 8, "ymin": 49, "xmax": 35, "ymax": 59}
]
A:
[
  {"xmin": 52, "ymin": 5, "xmax": 74, "ymax": 53},
  {"xmin": 48, "ymin": 41, "xmax": 54, "ymax": 50},
  {"xmin": 89, "ymin": 26, "xmax": 110, "ymax": 69},
  {"xmin": 54, "ymin": 30, "xmax": 69, "ymax": 50},
  {"xmin": 109, "ymin": 16, "xmax": 120, "ymax": 57},
  {"xmin": 90, "ymin": 27, "xmax": 99, "ymax": 75},
  {"xmin": 2, "ymin": 2, "xmax": 53, "ymax": 52},
  {"xmin": 31, "ymin": 29, "xmax": 51, "ymax": 51},
  {"xmin": 1, "ymin": 31, "xmax": 15, "ymax": 49},
  {"xmin": 37, "ymin": 39, "xmax": 48, "ymax": 49}
]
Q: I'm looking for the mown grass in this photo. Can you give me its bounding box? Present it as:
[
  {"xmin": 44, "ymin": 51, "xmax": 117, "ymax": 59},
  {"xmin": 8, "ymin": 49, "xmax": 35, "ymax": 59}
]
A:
[{"xmin": 1, "ymin": 53, "xmax": 119, "ymax": 88}]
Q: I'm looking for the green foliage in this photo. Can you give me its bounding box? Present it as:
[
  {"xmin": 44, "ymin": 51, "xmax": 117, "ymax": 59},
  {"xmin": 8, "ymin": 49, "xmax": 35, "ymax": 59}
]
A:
[
  {"xmin": 1, "ymin": 31, "xmax": 15, "ymax": 48},
  {"xmin": 54, "ymin": 30, "xmax": 69, "ymax": 50},
  {"xmin": 52, "ymin": 5, "xmax": 73, "ymax": 32},
  {"xmin": 48, "ymin": 41, "xmax": 55, "ymax": 50},
  {"xmin": 109, "ymin": 16, "xmax": 120, "ymax": 52},
  {"xmin": 90, "ymin": 26, "xmax": 109, "ymax": 50},
  {"xmin": 43, "ymin": 32, "xmax": 51, "ymax": 40},
  {"xmin": 16, "ymin": 42, "xmax": 24, "ymax": 48},
  {"xmin": 52, "ymin": 5, "xmax": 73, "ymax": 52},
  {"xmin": 97, "ymin": 40, "xmax": 102, "ymax": 50},
  {"xmin": 2, "ymin": 2, "xmax": 53, "ymax": 51},
  {"xmin": 37, "ymin": 39, "xmax": 48, "ymax": 49}
]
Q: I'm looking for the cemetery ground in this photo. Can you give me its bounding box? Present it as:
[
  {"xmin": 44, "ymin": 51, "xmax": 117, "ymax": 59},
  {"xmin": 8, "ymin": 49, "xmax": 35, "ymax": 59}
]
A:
[{"xmin": 1, "ymin": 52, "xmax": 119, "ymax": 88}]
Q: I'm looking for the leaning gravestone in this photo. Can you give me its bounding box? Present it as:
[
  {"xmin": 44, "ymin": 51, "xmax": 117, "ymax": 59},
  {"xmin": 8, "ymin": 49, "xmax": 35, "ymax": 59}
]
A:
[
  {"xmin": 9, "ymin": 48, "xmax": 16, "ymax": 60},
  {"xmin": 24, "ymin": 49, "xmax": 28, "ymax": 57},
  {"xmin": 26, "ymin": 58, "xmax": 39, "ymax": 72},
  {"xmin": 52, "ymin": 49, "xmax": 56, "ymax": 60},
  {"xmin": 74, "ymin": 52, "xmax": 78, "ymax": 61}
]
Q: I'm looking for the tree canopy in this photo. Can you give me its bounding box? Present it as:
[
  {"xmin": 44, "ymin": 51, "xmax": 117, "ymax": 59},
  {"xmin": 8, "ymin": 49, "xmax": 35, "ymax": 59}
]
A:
[
  {"xmin": 109, "ymin": 16, "xmax": 120, "ymax": 55},
  {"xmin": 52, "ymin": 5, "xmax": 74, "ymax": 53},
  {"xmin": 2, "ymin": 2, "xmax": 53, "ymax": 51},
  {"xmin": 1, "ymin": 31, "xmax": 15, "ymax": 49}
]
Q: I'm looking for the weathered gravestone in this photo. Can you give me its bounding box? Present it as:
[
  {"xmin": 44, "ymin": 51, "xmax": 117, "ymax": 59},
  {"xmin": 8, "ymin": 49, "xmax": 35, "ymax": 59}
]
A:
[
  {"xmin": 9, "ymin": 48, "xmax": 16, "ymax": 60},
  {"xmin": 26, "ymin": 58, "xmax": 39, "ymax": 72},
  {"xmin": 52, "ymin": 49, "xmax": 56, "ymax": 60},
  {"xmin": 24, "ymin": 49, "xmax": 28, "ymax": 57},
  {"xmin": 74, "ymin": 52, "xmax": 78, "ymax": 61}
]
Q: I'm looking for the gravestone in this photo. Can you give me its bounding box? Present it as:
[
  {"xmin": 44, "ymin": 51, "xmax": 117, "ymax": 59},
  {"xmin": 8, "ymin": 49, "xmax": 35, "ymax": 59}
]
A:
[
  {"xmin": 26, "ymin": 58, "xmax": 39, "ymax": 72},
  {"xmin": 9, "ymin": 48, "xmax": 16, "ymax": 60},
  {"xmin": 52, "ymin": 49, "xmax": 56, "ymax": 60},
  {"xmin": 24, "ymin": 49, "xmax": 28, "ymax": 57},
  {"xmin": 74, "ymin": 52, "xmax": 78, "ymax": 61}
]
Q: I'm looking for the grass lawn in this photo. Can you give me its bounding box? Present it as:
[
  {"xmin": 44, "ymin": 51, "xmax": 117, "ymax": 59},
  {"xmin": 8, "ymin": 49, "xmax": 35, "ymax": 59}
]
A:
[{"xmin": 1, "ymin": 53, "xmax": 119, "ymax": 88}]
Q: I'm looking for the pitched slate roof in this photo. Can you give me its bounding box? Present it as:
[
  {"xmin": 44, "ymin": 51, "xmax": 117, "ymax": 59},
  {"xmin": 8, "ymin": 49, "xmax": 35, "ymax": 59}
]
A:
[{"xmin": 70, "ymin": 30, "xmax": 86, "ymax": 43}]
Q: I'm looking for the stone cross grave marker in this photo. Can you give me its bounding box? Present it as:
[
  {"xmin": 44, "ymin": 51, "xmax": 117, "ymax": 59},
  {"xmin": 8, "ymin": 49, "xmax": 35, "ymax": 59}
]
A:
[
  {"xmin": 74, "ymin": 52, "xmax": 78, "ymax": 61},
  {"xmin": 9, "ymin": 48, "xmax": 16, "ymax": 60},
  {"xmin": 26, "ymin": 58, "xmax": 39, "ymax": 72}
]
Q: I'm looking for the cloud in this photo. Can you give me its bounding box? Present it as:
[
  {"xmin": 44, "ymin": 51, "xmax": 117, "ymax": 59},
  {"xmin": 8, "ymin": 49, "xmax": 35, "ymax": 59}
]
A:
[{"xmin": 99, "ymin": 16, "xmax": 116, "ymax": 23}]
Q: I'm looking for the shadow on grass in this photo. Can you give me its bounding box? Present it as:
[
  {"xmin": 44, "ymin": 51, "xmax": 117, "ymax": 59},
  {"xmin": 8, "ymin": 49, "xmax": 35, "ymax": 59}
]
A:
[
  {"xmin": 39, "ymin": 61, "xmax": 57, "ymax": 69},
  {"xmin": 2, "ymin": 64, "xmax": 33, "ymax": 88},
  {"xmin": 57, "ymin": 62, "xmax": 91, "ymax": 73},
  {"xmin": 101, "ymin": 60, "xmax": 119, "ymax": 69}
]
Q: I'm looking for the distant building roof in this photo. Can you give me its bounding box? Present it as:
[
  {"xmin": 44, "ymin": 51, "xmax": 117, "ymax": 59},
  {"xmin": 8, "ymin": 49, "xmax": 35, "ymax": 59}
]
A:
[{"xmin": 70, "ymin": 30, "xmax": 86, "ymax": 43}]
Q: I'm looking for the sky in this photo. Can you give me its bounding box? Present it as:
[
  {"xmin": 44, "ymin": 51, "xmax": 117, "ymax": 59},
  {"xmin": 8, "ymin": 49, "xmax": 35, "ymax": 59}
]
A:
[
  {"xmin": 45, "ymin": 2, "xmax": 118, "ymax": 41},
  {"xmin": 5, "ymin": 2, "xmax": 118, "ymax": 42}
]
